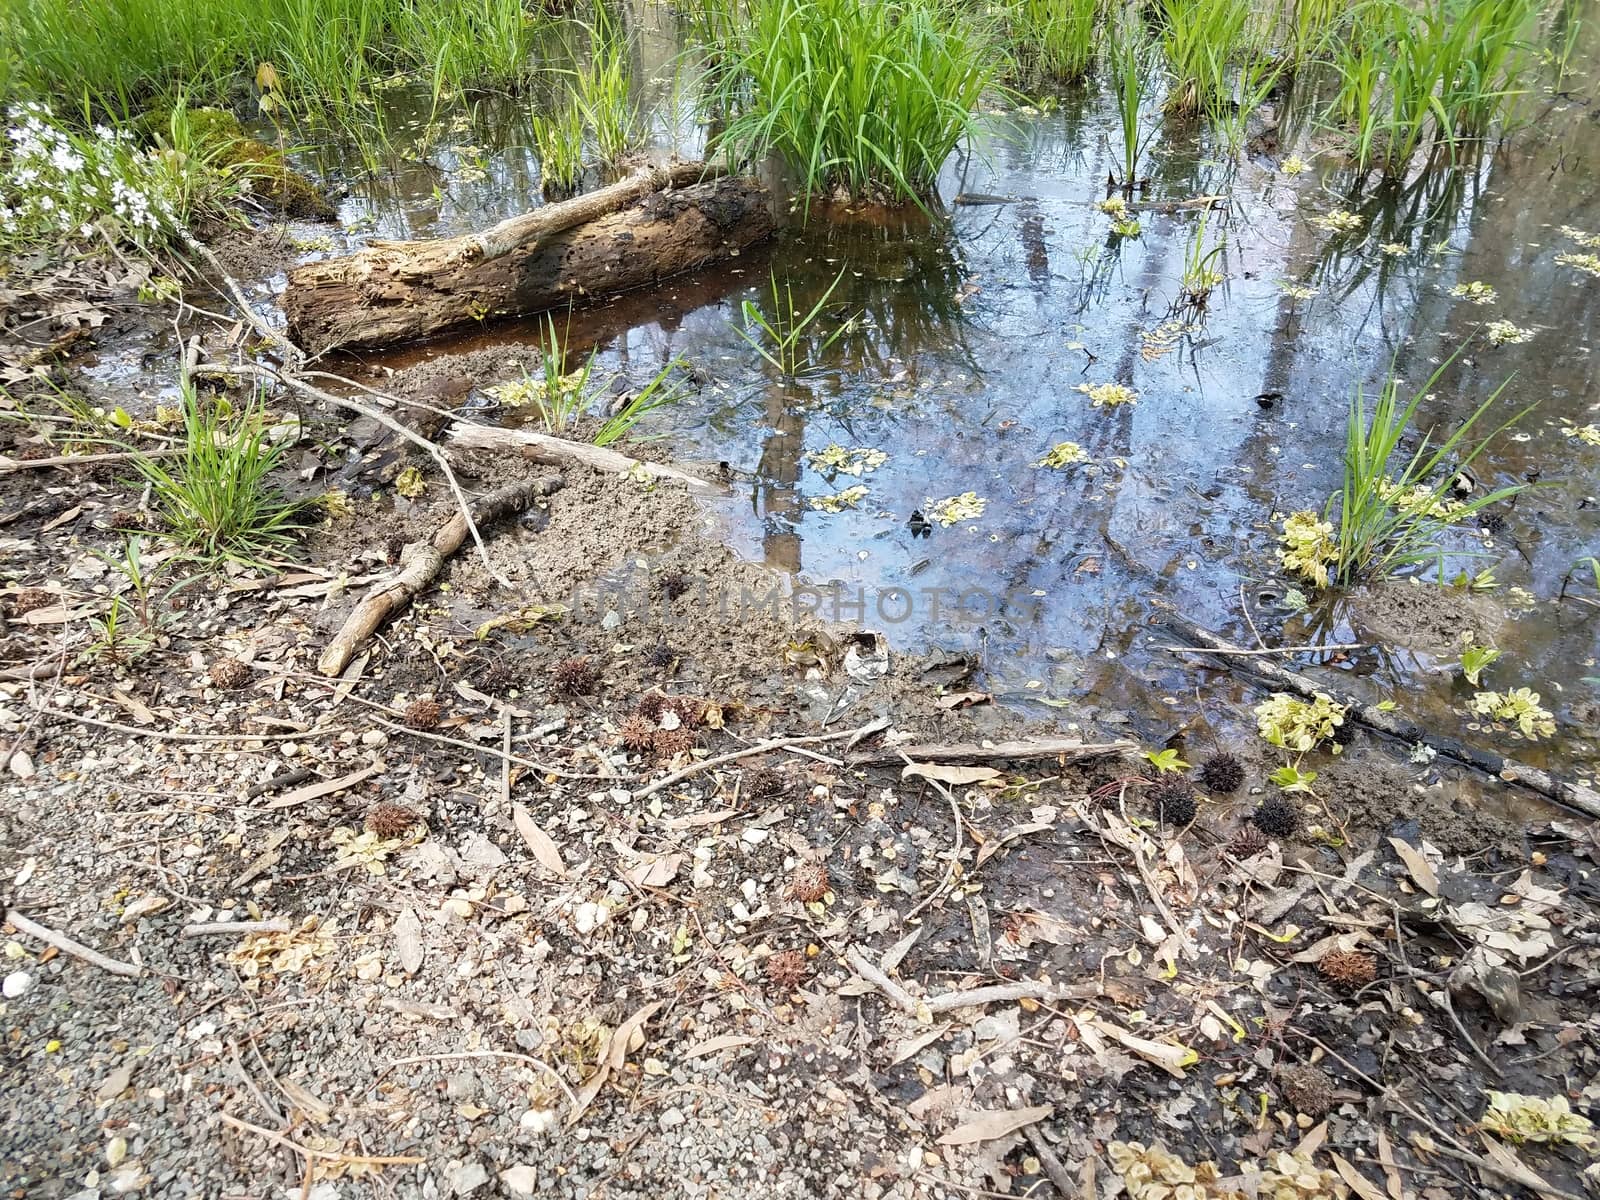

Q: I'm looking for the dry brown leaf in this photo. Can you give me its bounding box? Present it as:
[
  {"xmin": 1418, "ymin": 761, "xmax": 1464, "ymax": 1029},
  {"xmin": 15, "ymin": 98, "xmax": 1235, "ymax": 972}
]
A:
[
  {"xmin": 937, "ymin": 1104, "xmax": 1053, "ymax": 1146},
  {"xmin": 1388, "ymin": 836, "xmax": 1439, "ymax": 897},
  {"xmin": 936, "ymin": 691, "xmax": 991, "ymax": 710},
  {"xmin": 891, "ymin": 1024, "xmax": 951, "ymax": 1065},
  {"xmin": 1295, "ymin": 1120, "xmax": 1328, "ymax": 1158},
  {"xmin": 626, "ymin": 853, "xmax": 682, "ymax": 889},
  {"xmin": 569, "ymin": 1001, "xmax": 662, "ymax": 1125},
  {"xmin": 265, "ymin": 763, "xmax": 383, "ymax": 810},
  {"xmin": 512, "ymin": 803, "xmax": 569, "ymax": 878},
  {"xmin": 660, "ymin": 808, "xmax": 739, "ymax": 831},
  {"xmin": 1331, "ymin": 1152, "xmax": 1389, "ymax": 1200},
  {"xmin": 277, "ymin": 1078, "xmax": 331, "ymax": 1125},
  {"xmin": 682, "ymin": 1034, "xmax": 758, "ymax": 1060},
  {"xmin": 901, "ymin": 762, "xmax": 1001, "ymax": 786},
  {"xmin": 393, "ymin": 907, "xmax": 423, "ymax": 976},
  {"xmin": 1081, "ymin": 1017, "xmax": 1196, "ymax": 1079},
  {"xmin": 1377, "ymin": 1129, "xmax": 1402, "ymax": 1200}
]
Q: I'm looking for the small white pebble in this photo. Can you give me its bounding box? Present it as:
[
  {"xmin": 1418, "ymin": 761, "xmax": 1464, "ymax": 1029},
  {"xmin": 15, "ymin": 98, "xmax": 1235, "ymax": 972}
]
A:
[{"xmin": 2, "ymin": 969, "xmax": 33, "ymax": 998}]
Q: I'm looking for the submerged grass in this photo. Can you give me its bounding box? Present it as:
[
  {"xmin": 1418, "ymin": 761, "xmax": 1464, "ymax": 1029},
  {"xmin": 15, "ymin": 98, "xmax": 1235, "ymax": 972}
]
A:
[{"xmin": 706, "ymin": 0, "xmax": 997, "ymax": 206}]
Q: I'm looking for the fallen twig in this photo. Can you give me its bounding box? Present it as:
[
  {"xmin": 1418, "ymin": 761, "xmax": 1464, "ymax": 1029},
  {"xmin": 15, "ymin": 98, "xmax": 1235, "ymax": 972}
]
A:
[
  {"xmin": 36, "ymin": 705, "xmax": 341, "ymax": 745},
  {"xmin": 0, "ymin": 448, "xmax": 184, "ymax": 473},
  {"xmin": 848, "ymin": 737, "xmax": 1133, "ymax": 768},
  {"xmin": 318, "ymin": 474, "xmax": 564, "ymax": 675},
  {"xmin": 1025, "ymin": 1126, "xmax": 1079, "ymax": 1199},
  {"xmin": 632, "ymin": 717, "xmax": 890, "ymax": 801},
  {"xmin": 5, "ymin": 908, "xmax": 141, "ymax": 978},
  {"xmin": 216, "ymin": 1112, "xmax": 423, "ymax": 1168},
  {"xmin": 448, "ymin": 423, "xmax": 724, "ymax": 494},
  {"xmin": 377, "ymin": 1050, "xmax": 579, "ymax": 1111},
  {"xmin": 1163, "ymin": 642, "xmax": 1367, "ymax": 656},
  {"xmin": 845, "ymin": 945, "xmax": 1109, "ymax": 1016}
]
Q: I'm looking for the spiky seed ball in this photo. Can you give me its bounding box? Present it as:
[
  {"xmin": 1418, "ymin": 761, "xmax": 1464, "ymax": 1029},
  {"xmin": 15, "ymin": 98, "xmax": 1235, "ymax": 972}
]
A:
[
  {"xmin": 473, "ymin": 657, "xmax": 515, "ymax": 696},
  {"xmin": 645, "ymin": 644, "xmax": 678, "ymax": 671},
  {"xmin": 635, "ymin": 691, "xmax": 668, "ymax": 722},
  {"xmin": 766, "ymin": 949, "xmax": 808, "ymax": 990},
  {"xmin": 365, "ymin": 802, "xmax": 422, "ymax": 839},
  {"xmin": 618, "ymin": 714, "xmax": 656, "ymax": 753},
  {"xmin": 1330, "ymin": 719, "xmax": 1357, "ymax": 748},
  {"xmin": 1198, "ymin": 751, "xmax": 1245, "ymax": 794},
  {"xmin": 1229, "ymin": 823, "xmax": 1270, "ymax": 858},
  {"xmin": 209, "ymin": 659, "xmax": 251, "ymax": 690},
  {"xmin": 669, "ymin": 695, "xmax": 705, "ymax": 726},
  {"xmin": 652, "ymin": 726, "xmax": 694, "ymax": 761},
  {"xmin": 385, "ymin": 535, "xmax": 407, "ymax": 565},
  {"xmin": 8, "ymin": 588, "xmax": 56, "ymax": 618},
  {"xmin": 1149, "ymin": 776, "xmax": 1198, "ymax": 826},
  {"xmin": 402, "ymin": 697, "xmax": 443, "ymax": 729},
  {"xmin": 787, "ymin": 862, "xmax": 830, "ymax": 903},
  {"xmin": 746, "ymin": 767, "xmax": 787, "ymax": 801},
  {"xmin": 551, "ymin": 655, "xmax": 599, "ymax": 695},
  {"xmin": 1252, "ymin": 795, "xmax": 1299, "ymax": 838},
  {"xmin": 1278, "ymin": 1065, "xmax": 1335, "ymax": 1117},
  {"xmin": 658, "ymin": 572, "xmax": 691, "ymax": 600},
  {"xmin": 1318, "ymin": 949, "xmax": 1377, "ymax": 990}
]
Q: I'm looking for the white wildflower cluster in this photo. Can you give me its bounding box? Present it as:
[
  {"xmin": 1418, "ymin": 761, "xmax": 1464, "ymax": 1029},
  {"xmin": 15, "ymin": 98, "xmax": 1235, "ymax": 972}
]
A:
[{"xmin": 1, "ymin": 102, "xmax": 180, "ymax": 254}]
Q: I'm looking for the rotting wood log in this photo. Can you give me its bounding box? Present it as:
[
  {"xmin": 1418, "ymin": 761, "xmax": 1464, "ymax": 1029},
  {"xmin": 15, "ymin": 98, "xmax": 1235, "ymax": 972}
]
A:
[
  {"xmin": 318, "ymin": 475, "xmax": 564, "ymax": 677},
  {"xmin": 447, "ymin": 422, "xmax": 724, "ymax": 494},
  {"xmin": 283, "ymin": 165, "xmax": 774, "ymax": 355},
  {"xmin": 847, "ymin": 738, "xmax": 1135, "ymax": 767},
  {"xmin": 1155, "ymin": 601, "xmax": 1600, "ymax": 820}
]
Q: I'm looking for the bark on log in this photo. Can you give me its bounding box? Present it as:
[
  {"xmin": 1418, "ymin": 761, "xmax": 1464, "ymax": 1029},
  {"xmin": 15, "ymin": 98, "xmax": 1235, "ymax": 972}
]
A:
[
  {"xmin": 284, "ymin": 166, "xmax": 773, "ymax": 355},
  {"xmin": 318, "ymin": 475, "xmax": 564, "ymax": 677},
  {"xmin": 1156, "ymin": 601, "xmax": 1600, "ymax": 820},
  {"xmin": 447, "ymin": 423, "xmax": 724, "ymax": 494}
]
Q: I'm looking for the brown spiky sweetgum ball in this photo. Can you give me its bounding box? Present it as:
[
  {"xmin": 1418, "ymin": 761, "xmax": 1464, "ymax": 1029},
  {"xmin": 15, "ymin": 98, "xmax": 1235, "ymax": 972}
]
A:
[
  {"xmin": 403, "ymin": 697, "xmax": 443, "ymax": 729},
  {"xmin": 1148, "ymin": 776, "xmax": 1198, "ymax": 826},
  {"xmin": 652, "ymin": 726, "xmax": 694, "ymax": 761},
  {"xmin": 1198, "ymin": 751, "xmax": 1245, "ymax": 794},
  {"xmin": 787, "ymin": 862, "xmax": 830, "ymax": 903},
  {"xmin": 1318, "ymin": 949, "xmax": 1377, "ymax": 990},
  {"xmin": 1277, "ymin": 1064, "xmax": 1335, "ymax": 1117},
  {"xmin": 9, "ymin": 588, "xmax": 56, "ymax": 618},
  {"xmin": 551, "ymin": 656, "xmax": 599, "ymax": 695},
  {"xmin": 365, "ymin": 802, "xmax": 422, "ymax": 839},
  {"xmin": 618, "ymin": 714, "xmax": 656, "ymax": 753},
  {"xmin": 1229, "ymin": 823, "xmax": 1269, "ymax": 858},
  {"xmin": 209, "ymin": 659, "xmax": 251, "ymax": 690},
  {"xmin": 746, "ymin": 766, "xmax": 787, "ymax": 801},
  {"xmin": 766, "ymin": 949, "xmax": 808, "ymax": 990},
  {"xmin": 645, "ymin": 644, "xmax": 677, "ymax": 671},
  {"xmin": 473, "ymin": 657, "xmax": 515, "ymax": 696},
  {"xmin": 669, "ymin": 695, "xmax": 705, "ymax": 726},
  {"xmin": 635, "ymin": 691, "xmax": 668, "ymax": 722},
  {"xmin": 1252, "ymin": 795, "xmax": 1299, "ymax": 838}
]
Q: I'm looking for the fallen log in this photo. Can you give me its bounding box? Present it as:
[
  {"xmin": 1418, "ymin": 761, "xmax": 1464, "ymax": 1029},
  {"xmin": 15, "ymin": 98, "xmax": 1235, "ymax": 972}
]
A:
[
  {"xmin": 1156, "ymin": 601, "xmax": 1600, "ymax": 820},
  {"xmin": 447, "ymin": 422, "xmax": 723, "ymax": 494},
  {"xmin": 284, "ymin": 165, "xmax": 774, "ymax": 355},
  {"xmin": 318, "ymin": 475, "xmax": 564, "ymax": 677}
]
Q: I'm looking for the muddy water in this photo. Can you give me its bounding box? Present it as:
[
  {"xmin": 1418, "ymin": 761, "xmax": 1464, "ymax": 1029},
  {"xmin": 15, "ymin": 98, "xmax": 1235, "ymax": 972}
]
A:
[{"xmin": 290, "ymin": 4, "xmax": 1600, "ymax": 807}]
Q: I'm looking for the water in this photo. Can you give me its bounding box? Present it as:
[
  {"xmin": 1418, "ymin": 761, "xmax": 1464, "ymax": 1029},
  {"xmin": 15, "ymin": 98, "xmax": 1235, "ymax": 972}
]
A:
[{"xmin": 295, "ymin": 1, "xmax": 1600, "ymax": 794}]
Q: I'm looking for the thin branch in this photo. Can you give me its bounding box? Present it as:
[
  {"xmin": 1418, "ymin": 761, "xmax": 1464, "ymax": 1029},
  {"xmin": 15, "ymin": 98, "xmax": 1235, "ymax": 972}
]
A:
[
  {"xmin": 4, "ymin": 908, "xmax": 141, "ymax": 978},
  {"xmin": 631, "ymin": 717, "xmax": 890, "ymax": 801}
]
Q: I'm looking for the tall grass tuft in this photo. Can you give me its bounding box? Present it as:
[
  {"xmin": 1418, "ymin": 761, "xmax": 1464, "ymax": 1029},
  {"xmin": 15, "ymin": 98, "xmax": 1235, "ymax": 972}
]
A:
[
  {"xmin": 1109, "ymin": 18, "xmax": 1157, "ymax": 189},
  {"xmin": 531, "ymin": 99, "xmax": 587, "ymax": 197},
  {"xmin": 133, "ymin": 381, "xmax": 307, "ymax": 567},
  {"xmin": 706, "ymin": 0, "xmax": 996, "ymax": 206},
  {"xmin": 1007, "ymin": 0, "xmax": 1100, "ymax": 83},
  {"xmin": 575, "ymin": 12, "xmax": 640, "ymax": 168},
  {"xmin": 1156, "ymin": 0, "xmax": 1254, "ymax": 118},
  {"xmin": 734, "ymin": 270, "xmax": 851, "ymax": 379},
  {"xmin": 1323, "ymin": 355, "xmax": 1528, "ymax": 585}
]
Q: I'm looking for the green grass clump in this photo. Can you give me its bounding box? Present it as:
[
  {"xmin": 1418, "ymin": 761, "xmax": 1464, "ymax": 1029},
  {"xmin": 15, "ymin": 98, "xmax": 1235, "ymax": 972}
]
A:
[
  {"xmin": 574, "ymin": 16, "xmax": 640, "ymax": 168},
  {"xmin": 1330, "ymin": 0, "xmax": 1538, "ymax": 177},
  {"xmin": 133, "ymin": 381, "xmax": 308, "ymax": 567},
  {"xmin": 1007, "ymin": 0, "xmax": 1100, "ymax": 82},
  {"xmin": 531, "ymin": 100, "xmax": 587, "ymax": 197},
  {"xmin": 1285, "ymin": 352, "xmax": 1529, "ymax": 588},
  {"xmin": 1155, "ymin": 0, "xmax": 1255, "ymax": 117},
  {"xmin": 707, "ymin": 0, "xmax": 997, "ymax": 206}
]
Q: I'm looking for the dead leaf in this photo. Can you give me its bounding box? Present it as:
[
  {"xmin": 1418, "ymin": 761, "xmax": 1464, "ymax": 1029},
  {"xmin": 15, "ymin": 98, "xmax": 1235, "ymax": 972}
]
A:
[
  {"xmin": 1295, "ymin": 1120, "xmax": 1328, "ymax": 1158},
  {"xmin": 892, "ymin": 1024, "xmax": 950, "ymax": 1065},
  {"xmin": 1081, "ymin": 1017, "xmax": 1196, "ymax": 1079},
  {"xmin": 936, "ymin": 691, "xmax": 990, "ymax": 710},
  {"xmin": 1331, "ymin": 1152, "xmax": 1388, "ymax": 1200},
  {"xmin": 95, "ymin": 1063, "xmax": 134, "ymax": 1103},
  {"xmin": 569, "ymin": 1001, "xmax": 661, "ymax": 1125},
  {"xmin": 110, "ymin": 689, "xmax": 156, "ymax": 725},
  {"xmin": 879, "ymin": 925, "xmax": 922, "ymax": 972},
  {"xmin": 1477, "ymin": 1135, "xmax": 1565, "ymax": 1200},
  {"xmin": 626, "ymin": 853, "xmax": 682, "ymax": 889},
  {"xmin": 682, "ymin": 1034, "xmax": 757, "ymax": 1060},
  {"xmin": 1377, "ymin": 1129, "xmax": 1402, "ymax": 1200},
  {"xmin": 39, "ymin": 504, "xmax": 80, "ymax": 532},
  {"xmin": 394, "ymin": 907, "xmax": 423, "ymax": 976},
  {"xmin": 660, "ymin": 808, "xmax": 739, "ymax": 831},
  {"xmin": 1388, "ymin": 836, "xmax": 1439, "ymax": 897},
  {"xmin": 901, "ymin": 762, "xmax": 1000, "ymax": 786},
  {"xmin": 512, "ymin": 803, "xmax": 569, "ymax": 878},
  {"xmin": 276, "ymin": 1078, "xmax": 330, "ymax": 1125},
  {"xmin": 938, "ymin": 1104, "xmax": 1053, "ymax": 1146},
  {"xmin": 265, "ymin": 762, "xmax": 383, "ymax": 810},
  {"xmin": 976, "ymin": 821, "xmax": 1054, "ymax": 868}
]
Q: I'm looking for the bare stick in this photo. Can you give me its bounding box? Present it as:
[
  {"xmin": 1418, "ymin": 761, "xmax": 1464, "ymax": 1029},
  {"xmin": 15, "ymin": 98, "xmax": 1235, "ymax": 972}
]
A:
[
  {"xmin": 447, "ymin": 423, "xmax": 722, "ymax": 494},
  {"xmin": 0, "ymin": 449, "xmax": 184, "ymax": 474},
  {"xmin": 182, "ymin": 920, "xmax": 293, "ymax": 938},
  {"xmin": 844, "ymin": 946, "xmax": 919, "ymax": 1012},
  {"xmin": 1163, "ymin": 642, "xmax": 1367, "ymax": 656},
  {"xmin": 923, "ymin": 981, "xmax": 1108, "ymax": 1014},
  {"xmin": 1025, "ymin": 1126, "xmax": 1079, "ymax": 1199},
  {"xmin": 901, "ymin": 758, "xmax": 964, "ymax": 924},
  {"xmin": 36, "ymin": 705, "xmax": 341, "ymax": 745},
  {"xmin": 847, "ymin": 738, "xmax": 1134, "ymax": 767},
  {"xmin": 316, "ymin": 474, "xmax": 564, "ymax": 675},
  {"xmin": 216, "ymin": 1112, "xmax": 423, "ymax": 1167},
  {"xmin": 5, "ymin": 909, "xmax": 141, "ymax": 978},
  {"xmin": 632, "ymin": 718, "xmax": 890, "ymax": 801}
]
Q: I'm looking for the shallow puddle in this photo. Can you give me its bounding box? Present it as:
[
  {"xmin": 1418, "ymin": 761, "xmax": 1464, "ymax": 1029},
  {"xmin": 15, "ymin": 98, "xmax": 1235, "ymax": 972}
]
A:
[{"xmin": 220, "ymin": 1, "xmax": 1600, "ymax": 808}]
